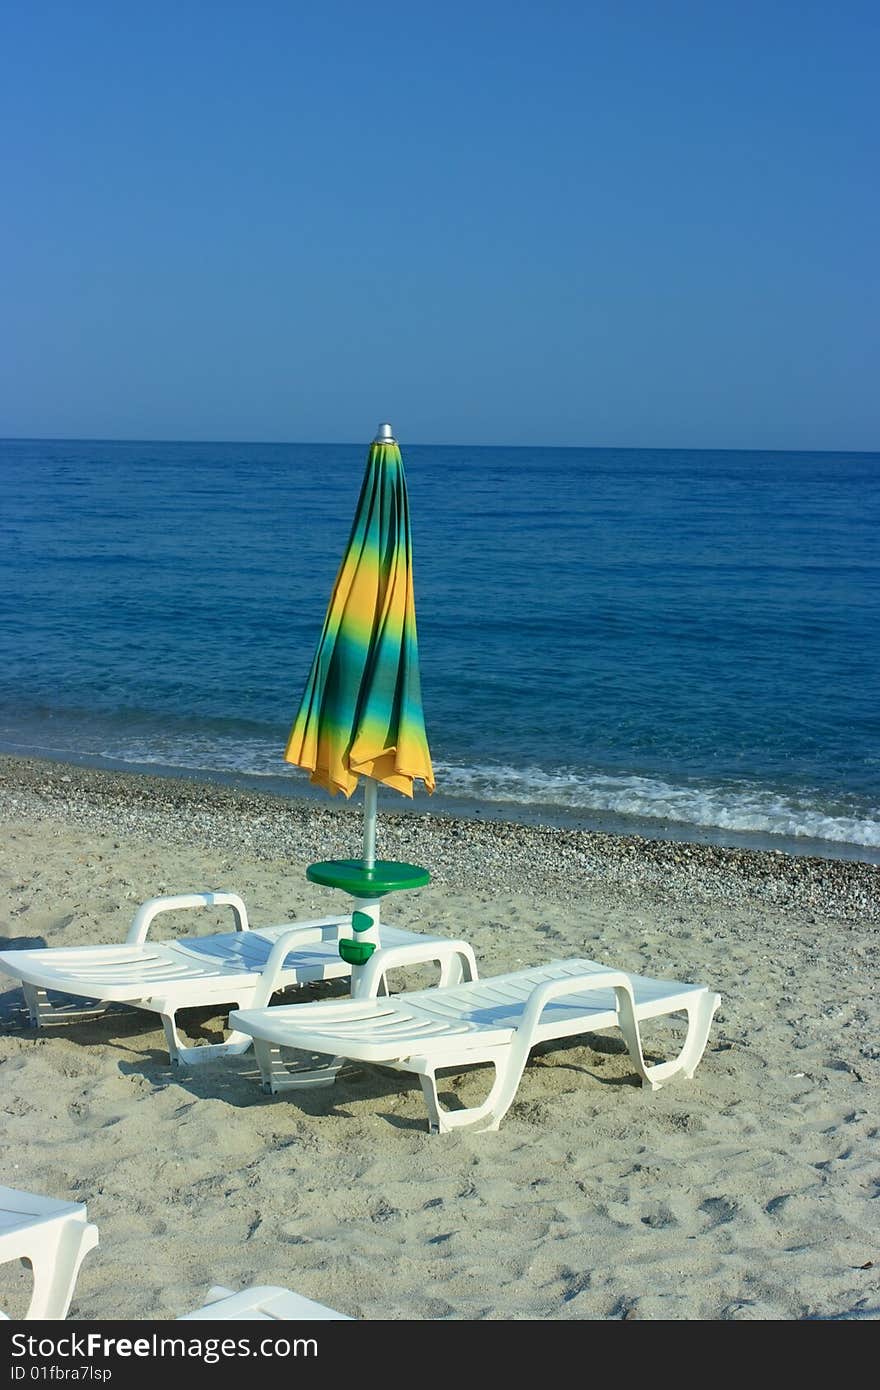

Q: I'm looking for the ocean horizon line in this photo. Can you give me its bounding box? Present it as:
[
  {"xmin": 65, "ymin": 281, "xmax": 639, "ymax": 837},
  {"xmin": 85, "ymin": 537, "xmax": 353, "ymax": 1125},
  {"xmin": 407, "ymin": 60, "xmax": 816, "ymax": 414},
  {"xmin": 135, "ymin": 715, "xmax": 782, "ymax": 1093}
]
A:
[{"xmin": 1, "ymin": 434, "xmax": 878, "ymax": 457}]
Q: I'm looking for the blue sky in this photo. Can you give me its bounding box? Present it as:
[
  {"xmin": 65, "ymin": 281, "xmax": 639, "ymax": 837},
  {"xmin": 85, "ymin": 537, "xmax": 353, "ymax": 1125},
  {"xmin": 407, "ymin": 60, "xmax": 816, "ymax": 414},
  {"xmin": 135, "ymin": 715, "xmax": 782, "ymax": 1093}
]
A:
[{"xmin": 1, "ymin": 1, "xmax": 877, "ymax": 449}]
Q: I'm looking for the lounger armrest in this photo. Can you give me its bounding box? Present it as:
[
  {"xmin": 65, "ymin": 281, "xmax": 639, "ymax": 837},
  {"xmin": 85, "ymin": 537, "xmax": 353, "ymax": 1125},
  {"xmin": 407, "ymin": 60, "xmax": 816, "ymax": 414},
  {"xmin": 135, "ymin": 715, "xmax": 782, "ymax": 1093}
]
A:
[
  {"xmin": 127, "ymin": 893, "xmax": 250, "ymax": 945},
  {"xmin": 249, "ymin": 923, "xmax": 350, "ymax": 1008},
  {"xmin": 517, "ymin": 970, "xmax": 636, "ymax": 1048},
  {"xmin": 250, "ymin": 932, "xmax": 478, "ymax": 1010},
  {"xmin": 253, "ymin": 916, "xmax": 348, "ymax": 947},
  {"xmin": 354, "ymin": 940, "xmax": 479, "ymax": 998}
]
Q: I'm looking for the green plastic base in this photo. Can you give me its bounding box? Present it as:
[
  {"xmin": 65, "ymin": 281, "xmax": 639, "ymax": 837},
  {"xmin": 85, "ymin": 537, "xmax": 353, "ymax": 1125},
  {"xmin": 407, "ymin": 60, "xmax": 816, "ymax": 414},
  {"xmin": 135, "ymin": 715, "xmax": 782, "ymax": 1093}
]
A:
[{"xmin": 306, "ymin": 859, "xmax": 430, "ymax": 898}]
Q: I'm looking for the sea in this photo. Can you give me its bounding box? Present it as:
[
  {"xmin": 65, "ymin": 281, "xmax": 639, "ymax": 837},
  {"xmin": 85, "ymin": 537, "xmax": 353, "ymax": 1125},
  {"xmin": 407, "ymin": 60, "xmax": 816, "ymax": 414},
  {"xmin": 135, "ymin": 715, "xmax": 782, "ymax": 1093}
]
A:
[{"xmin": 1, "ymin": 438, "xmax": 878, "ymax": 864}]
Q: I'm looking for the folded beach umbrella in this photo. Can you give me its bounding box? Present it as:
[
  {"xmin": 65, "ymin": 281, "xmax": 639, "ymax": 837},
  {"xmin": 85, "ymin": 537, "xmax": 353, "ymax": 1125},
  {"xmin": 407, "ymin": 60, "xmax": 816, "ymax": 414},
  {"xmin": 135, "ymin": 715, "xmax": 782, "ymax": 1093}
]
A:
[{"xmin": 284, "ymin": 424, "xmax": 434, "ymax": 976}]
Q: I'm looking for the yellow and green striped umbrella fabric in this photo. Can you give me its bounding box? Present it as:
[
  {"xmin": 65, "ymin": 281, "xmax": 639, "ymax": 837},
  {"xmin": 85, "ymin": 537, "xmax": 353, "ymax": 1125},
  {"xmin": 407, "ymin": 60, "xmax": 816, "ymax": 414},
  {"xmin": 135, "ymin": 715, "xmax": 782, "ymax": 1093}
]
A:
[{"xmin": 284, "ymin": 439, "xmax": 435, "ymax": 800}]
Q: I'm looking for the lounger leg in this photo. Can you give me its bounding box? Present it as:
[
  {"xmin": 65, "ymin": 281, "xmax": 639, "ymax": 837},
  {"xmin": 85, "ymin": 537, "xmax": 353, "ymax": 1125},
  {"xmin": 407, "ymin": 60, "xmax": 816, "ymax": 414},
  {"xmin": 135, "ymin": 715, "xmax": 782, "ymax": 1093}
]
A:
[
  {"xmin": 616, "ymin": 991, "xmax": 721, "ymax": 1091},
  {"xmin": 22, "ymin": 984, "xmax": 50, "ymax": 1028},
  {"xmin": 253, "ymin": 1039, "xmax": 343, "ymax": 1093},
  {"xmin": 21, "ymin": 984, "xmax": 110, "ymax": 1029},
  {"xmin": 25, "ymin": 1220, "xmax": 99, "ymax": 1320},
  {"xmin": 412, "ymin": 1052, "xmax": 518, "ymax": 1134},
  {"xmin": 160, "ymin": 1009, "xmax": 187, "ymax": 1064},
  {"xmin": 158, "ymin": 1005, "xmax": 255, "ymax": 1067},
  {"xmin": 678, "ymin": 992, "xmax": 722, "ymax": 1079}
]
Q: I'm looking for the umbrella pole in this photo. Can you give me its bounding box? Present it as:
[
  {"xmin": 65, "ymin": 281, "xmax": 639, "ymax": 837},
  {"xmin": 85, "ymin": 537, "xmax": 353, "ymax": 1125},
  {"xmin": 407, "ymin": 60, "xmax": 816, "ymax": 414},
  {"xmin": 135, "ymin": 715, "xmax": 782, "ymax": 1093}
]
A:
[
  {"xmin": 345, "ymin": 778, "xmax": 380, "ymax": 998},
  {"xmin": 362, "ymin": 778, "xmax": 378, "ymax": 869}
]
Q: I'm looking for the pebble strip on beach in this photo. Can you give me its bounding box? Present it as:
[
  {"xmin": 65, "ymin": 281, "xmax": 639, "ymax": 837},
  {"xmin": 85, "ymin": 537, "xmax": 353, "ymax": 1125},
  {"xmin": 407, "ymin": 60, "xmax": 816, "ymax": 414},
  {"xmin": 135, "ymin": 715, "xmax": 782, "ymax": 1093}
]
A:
[{"xmin": 2, "ymin": 755, "xmax": 876, "ymax": 921}]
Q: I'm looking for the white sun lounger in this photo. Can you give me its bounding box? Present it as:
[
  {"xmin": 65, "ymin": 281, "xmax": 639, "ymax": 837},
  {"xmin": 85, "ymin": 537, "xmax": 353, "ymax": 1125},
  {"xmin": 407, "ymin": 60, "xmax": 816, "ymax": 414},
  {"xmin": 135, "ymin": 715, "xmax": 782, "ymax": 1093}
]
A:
[
  {"xmin": 1, "ymin": 1186, "xmax": 350, "ymax": 1321},
  {"xmin": 0, "ymin": 892, "xmax": 475, "ymax": 1066},
  {"xmin": 230, "ymin": 955, "xmax": 721, "ymax": 1133},
  {"xmin": 0, "ymin": 1186, "xmax": 99, "ymax": 1320}
]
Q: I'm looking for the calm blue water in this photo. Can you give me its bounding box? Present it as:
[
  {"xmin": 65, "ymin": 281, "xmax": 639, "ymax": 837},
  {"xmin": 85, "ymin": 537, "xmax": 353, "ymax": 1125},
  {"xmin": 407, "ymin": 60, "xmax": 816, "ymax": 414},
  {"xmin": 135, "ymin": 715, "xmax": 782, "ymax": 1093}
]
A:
[{"xmin": 1, "ymin": 438, "xmax": 878, "ymax": 861}]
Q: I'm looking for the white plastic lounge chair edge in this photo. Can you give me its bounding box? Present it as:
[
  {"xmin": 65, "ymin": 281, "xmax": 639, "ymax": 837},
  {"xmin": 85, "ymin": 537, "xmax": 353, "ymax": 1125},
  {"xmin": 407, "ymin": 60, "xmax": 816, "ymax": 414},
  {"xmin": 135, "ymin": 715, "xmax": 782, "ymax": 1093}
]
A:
[{"xmin": 178, "ymin": 1285, "xmax": 352, "ymax": 1320}]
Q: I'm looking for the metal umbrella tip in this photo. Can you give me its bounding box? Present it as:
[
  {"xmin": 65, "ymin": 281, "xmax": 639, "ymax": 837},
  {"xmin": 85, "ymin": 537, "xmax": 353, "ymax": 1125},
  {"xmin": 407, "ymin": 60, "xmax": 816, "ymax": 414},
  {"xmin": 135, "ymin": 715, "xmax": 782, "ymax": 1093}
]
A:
[{"xmin": 374, "ymin": 422, "xmax": 395, "ymax": 442}]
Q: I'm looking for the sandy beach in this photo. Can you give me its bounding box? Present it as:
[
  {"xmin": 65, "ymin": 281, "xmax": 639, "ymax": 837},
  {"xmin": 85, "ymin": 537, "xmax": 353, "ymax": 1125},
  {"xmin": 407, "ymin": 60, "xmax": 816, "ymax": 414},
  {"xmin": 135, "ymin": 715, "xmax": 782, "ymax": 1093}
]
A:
[{"xmin": 1, "ymin": 755, "xmax": 877, "ymax": 1321}]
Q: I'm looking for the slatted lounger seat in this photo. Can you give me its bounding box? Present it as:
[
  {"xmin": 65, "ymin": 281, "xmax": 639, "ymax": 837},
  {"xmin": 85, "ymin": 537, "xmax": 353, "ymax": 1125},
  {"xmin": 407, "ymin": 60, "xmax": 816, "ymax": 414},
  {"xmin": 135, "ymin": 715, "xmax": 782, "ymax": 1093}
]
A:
[{"xmin": 230, "ymin": 956, "xmax": 721, "ymax": 1133}]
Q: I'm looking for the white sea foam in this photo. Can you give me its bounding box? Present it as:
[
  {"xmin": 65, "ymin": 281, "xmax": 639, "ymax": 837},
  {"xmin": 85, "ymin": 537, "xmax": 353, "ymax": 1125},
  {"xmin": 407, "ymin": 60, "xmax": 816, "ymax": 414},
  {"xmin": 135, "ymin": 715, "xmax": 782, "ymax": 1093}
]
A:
[
  {"xmin": 433, "ymin": 762, "xmax": 880, "ymax": 849},
  {"xmin": 5, "ymin": 725, "xmax": 878, "ymax": 851},
  {"xmin": 115, "ymin": 740, "xmax": 880, "ymax": 848}
]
